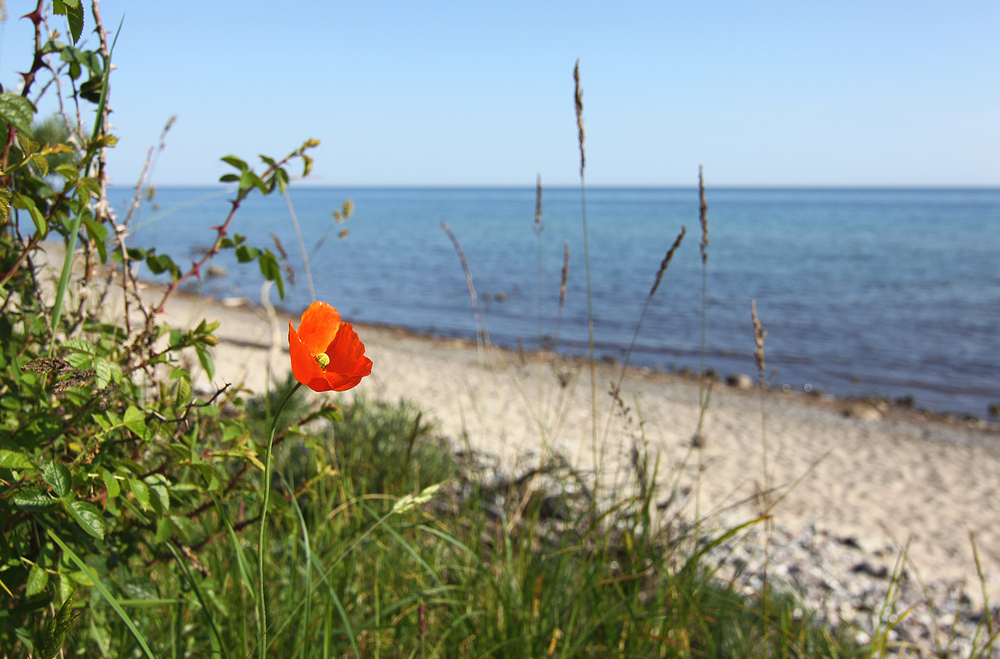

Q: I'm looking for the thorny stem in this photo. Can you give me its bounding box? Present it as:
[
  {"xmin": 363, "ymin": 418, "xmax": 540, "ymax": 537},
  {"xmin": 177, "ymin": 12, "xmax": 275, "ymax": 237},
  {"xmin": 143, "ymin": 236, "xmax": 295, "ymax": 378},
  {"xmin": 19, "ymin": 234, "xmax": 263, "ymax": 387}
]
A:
[{"xmin": 152, "ymin": 148, "xmax": 314, "ymax": 313}]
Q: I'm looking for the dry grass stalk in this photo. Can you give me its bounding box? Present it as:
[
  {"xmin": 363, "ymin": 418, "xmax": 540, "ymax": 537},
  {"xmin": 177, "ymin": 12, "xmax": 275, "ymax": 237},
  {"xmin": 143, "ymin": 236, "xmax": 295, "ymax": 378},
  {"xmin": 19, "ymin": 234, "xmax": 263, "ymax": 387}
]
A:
[
  {"xmin": 574, "ymin": 60, "xmax": 585, "ymax": 176},
  {"xmin": 533, "ymin": 174, "xmax": 544, "ymax": 236},
  {"xmin": 699, "ymin": 165, "xmax": 709, "ymax": 265},
  {"xmin": 649, "ymin": 226, "xmax": 686, "ymax": 298},
  {"xmin": 751, "ymin": 299, "xmax": 767, "ymax": 384},
  {"xmin": 559, "ymin": 241, "xmax": 569, "ymax": 313},
  {"xmin": 440, "ymin": 221, "xmax": 489, "ymax": 348}
]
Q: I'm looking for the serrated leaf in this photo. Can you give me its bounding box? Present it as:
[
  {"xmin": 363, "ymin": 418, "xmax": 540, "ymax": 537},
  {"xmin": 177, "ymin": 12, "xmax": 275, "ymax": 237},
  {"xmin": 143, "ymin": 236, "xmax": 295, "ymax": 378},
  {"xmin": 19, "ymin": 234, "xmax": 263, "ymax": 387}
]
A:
[
  {"xmin": 14, "ymin": 487, "xmax": 57, "ymax": 511},
  {"xmin": 65, "ymin": 352, "xmax": 91, "ymax": 370},
  {"xmin": 238, "ymin": 169, "xmax": 264, "ymax": 193},
  {"xmin": 64, "ymin": 500, "xmax": 105, "ymax": 539},
  {"xmin": 78, "ymin": 176, "xmax": 101, "ymax": 199},
  {"xmin": 93, "ymin": 413, "xmax": 110, "ymax": 431},
  {"xmin": 99, "ymin": 468, "xmax": 120, "ymax": 498},
  {"xmin": 43, "ymin": 461, "xmax": 72, "ymax": 498},
  {"xmin": 194, "ymin": 342, "xmax": 215, "ymax": 381},
  {"xmin": 28, "ymin": 205, "xmax": 48, "ymax": 239},
  {"xmin": 176, "ymin": 377, "xmax": 192, "ymax": 405},
  {"xmin": 0, "ymin": 448, "xmax": 33, "ymax": 469},
  {"xmin": 63, "ymin": 338, "xmax": 96, "ymax": 355},
  {"xmin": 82, "ymin": 215, "xmax": 107, "ymax": 258},
  {"xmin": 54, "ymin": 163, "xmax": 78, "ymax": 180},
  {"xmin": 274, "ymin": 168, "xmax": 289, "ymax": 193},
  {"xmin": 26, "ymin": 562, "xmax": 49, "ymax": 597},
  {"xmin": 31, "ymin": 154, "xmax": 49, "ymax": 177},
  {"xmin": 0, "ymin": 93, "xmax": 36, "ymax": 135},
  {"xmin": 123, "ymin": 405, "xmax": 147, "ymax": 438},
  {"xmin": 146, "ymin": 476, "xmax": 170, "ymax": 514},
  {"xmin": 221, "ymin": 155, "xmax": 247, "ymax": 171},
  {"xmin": 154, "ymin": 517, "xmax": 176, "ymax": 544},
  {"xmin": 0, "ymin": 188, "xmax": 11, "ymax": 222},
  {"xmin": 93, "ymin": 358, "xmax": 112, "ymax": 390},
  {"xmin": 129, "ymin": 478, "xmax": 150, "ymax": 511},
  {"xmin": 65, "ymin": 2, "xmax": 84, "ymax": 45},
  {"xmin": 106, "ymin": 361, "xmax": 123, "ymax": 385}
]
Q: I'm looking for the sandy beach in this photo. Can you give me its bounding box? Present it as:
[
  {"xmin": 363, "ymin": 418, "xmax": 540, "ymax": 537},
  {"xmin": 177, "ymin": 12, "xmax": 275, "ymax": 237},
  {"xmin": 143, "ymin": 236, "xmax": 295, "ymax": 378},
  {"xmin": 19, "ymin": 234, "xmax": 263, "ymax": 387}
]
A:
[
  {"xmin": 32, "ymin": 242, "xmax": 1000, "ymax": 645},
  {"xmin": 137, "ymin": 276, "xmax": 1000, "ymax": 604}
]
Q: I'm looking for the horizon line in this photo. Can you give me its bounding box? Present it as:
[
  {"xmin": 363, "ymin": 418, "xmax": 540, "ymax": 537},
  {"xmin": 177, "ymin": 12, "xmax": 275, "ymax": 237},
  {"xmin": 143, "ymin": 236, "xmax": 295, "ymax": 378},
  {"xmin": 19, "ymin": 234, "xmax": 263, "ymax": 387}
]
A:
[{"xmin": 109, "ymin": 183, "xmax": 1000, "ymax": 190}]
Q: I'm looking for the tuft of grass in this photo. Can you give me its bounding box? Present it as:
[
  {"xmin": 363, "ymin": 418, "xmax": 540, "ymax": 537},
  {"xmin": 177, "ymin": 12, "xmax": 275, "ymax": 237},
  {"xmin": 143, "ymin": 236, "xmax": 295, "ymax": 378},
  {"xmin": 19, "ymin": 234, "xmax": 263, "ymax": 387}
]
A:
[{"xmin": 50, "ymin": 391, "xmax": 868, "ymax": 657}]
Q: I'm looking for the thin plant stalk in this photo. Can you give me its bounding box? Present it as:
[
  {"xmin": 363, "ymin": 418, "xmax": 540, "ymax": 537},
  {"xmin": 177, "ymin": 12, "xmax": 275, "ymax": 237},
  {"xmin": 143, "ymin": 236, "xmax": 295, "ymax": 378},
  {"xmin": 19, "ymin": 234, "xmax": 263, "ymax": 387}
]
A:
[
  {"xmin": 533, "ymin": 174, "xmax": 545, "ymax": 408},
  {"xmin": 284, "ymin": 188, "xmax": 316, "ymax": 303},
  {"xmin": 601, "ymin": 226, "xmax": 685, "ymax": 452},
  {"xmin": 574, "ymin": 59, "xmax": 599, "ymax": 485},
  {"xmin": 695, "ymin": 166, "xmax": 710, "ymax": 529},
  {"xmin": 750, "ymin": 298, "xmax": 773, "ymax": 642},
  {"xmin": 257, "ymin": 381, "xmax": 303, "ymax": 658}
]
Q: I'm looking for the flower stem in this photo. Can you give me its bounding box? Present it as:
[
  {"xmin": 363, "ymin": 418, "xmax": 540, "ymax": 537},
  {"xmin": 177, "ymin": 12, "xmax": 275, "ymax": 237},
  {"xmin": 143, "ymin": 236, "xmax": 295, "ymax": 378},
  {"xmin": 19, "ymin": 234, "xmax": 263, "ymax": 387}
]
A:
[{"xmin": 258, "ymin": 381, "xmax": 302, "ymax": 658}]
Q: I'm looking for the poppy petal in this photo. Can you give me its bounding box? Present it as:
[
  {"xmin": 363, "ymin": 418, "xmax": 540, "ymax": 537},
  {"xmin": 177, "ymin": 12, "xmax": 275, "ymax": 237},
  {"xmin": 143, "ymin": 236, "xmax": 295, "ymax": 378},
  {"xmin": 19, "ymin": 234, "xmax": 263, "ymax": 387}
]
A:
[
  {"xmin": 296, "ymin": 301, "xmax": 342, "ymax": 355},
  {"xmin": 289, "ymin": 322, "xmax": 326, "ymax": 389}
]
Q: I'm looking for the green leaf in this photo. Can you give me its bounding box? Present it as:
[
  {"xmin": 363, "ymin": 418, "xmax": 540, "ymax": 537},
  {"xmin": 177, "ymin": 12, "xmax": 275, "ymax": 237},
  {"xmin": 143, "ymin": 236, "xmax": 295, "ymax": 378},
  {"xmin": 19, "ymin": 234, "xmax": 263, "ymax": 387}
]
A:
[
  {"xmin": 12, "ymin": 193, "xmax": 47, "ymax": 239},
  {"xmin": 43, "ymin": 461, "xmax": 72, "ymax": 498},
  {"xmin": 194, "ymin": 343, "xmax": 215, "ymax": 381},
  {"xmin": 26, "ymin": 562, "xmax": 49, "ymax": 597},
  {"xmin": 0, "ymin": 448, "xmax": 33, "ymax": 470},
  {"xmin": 93, "ymin": 358, "xmax": 112, "ymax": 390},
  {"xmin": 274, "ymin": 168, "xmax": 290, "ymax": 194},
  {"xmin": 219, "ymin": 173, "xmax": 239, "ymax": 183},
  {"xmin": 54, "ymin": 163, "xmax": 78, "ymax": 180},
  {"xmin": 28, "ymin": 205, "xmax": 48, "ymax": 238},
  {"xmin": 235, "ymin": 244, "xmax": 259, "ymax": 263},
  {"xmin": 78, "ymin": 75, "xmax": 103, "ymax": 103},
  {"xmin": 238, "ymin": 169, "xmax": 267, "ymax": 193},
  {"xmin": 78, "ymin": 176, "xmax": 101, "ymax": 199},
  {"xmin": 145, "ymin": 477, "xmax": 170, "ymax": 515},
  {"xmin": 220, "ymin": 155, "xmax": 247, "ymax": 171},
  {"xmin": 82, "ymin": 216, "xmax": 108, "ymax": 262},
  {"xmin": 65, "ymin": 2, "xmax": 85, "ymax": 45},
  {"xmin": 154, "ymin": 517, "xmax": 176, "ymax": 544},
  {"xmin": 63, "ymin": 337, "xmax": 96, "ymax": 355},
  {"xmin": 258, "ymin": 250, "xmax": 284, "ymax": 299},
  {"xmin": 63, "ymin": 500, "xmax": 105, "ymax": 539},
  {"xmin": 0, "ymin": 188, "xmax": 11, "ymax": 222},
  {"xmin": 15, "ymin": 487, "xmax": 56, "ymax": 511},
  {"xmin": 0, "ymin": 93, "xmax": 36, "ymax": 135},
  {"xmin": 123, "ymin": 405, "xmax": 147, "ymax": 438},
  {"xmin": 35, "ymin": 592, "xmax": 75, "ymax": 659},
  {"xmin": 176, "ymin": 376, "xmax": 192, "ymax": 405},
  {"xmin": 129, "ymin": 478, "xmax": 151, "ymax": 511},
  {"xmin": 99, "ymin": 468, "xmax": 120, "ymax": 498}
]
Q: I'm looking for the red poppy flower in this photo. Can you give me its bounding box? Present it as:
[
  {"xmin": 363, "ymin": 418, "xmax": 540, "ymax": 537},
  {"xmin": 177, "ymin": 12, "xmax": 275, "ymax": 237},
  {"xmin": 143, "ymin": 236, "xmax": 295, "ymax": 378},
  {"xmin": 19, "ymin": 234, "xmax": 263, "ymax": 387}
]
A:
[{"xmin": 289, "ymin": 301, "xmax": 372, "ymax": 392}]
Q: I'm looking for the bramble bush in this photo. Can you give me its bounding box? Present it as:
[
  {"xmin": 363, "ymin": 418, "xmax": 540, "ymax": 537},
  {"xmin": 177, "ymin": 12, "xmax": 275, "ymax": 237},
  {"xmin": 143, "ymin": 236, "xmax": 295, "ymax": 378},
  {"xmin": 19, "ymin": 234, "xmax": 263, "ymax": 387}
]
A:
[{"xmin": 0, "ymin": 4, "xmax": 339, "ymax": 654}]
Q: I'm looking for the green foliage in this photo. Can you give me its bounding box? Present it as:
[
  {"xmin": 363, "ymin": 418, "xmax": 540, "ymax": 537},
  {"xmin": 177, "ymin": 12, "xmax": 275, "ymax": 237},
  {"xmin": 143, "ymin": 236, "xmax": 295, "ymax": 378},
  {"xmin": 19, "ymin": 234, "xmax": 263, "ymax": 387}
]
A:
[{"xmin": 0, "ymin": 4, "xmax": 324, "ymax": 654}]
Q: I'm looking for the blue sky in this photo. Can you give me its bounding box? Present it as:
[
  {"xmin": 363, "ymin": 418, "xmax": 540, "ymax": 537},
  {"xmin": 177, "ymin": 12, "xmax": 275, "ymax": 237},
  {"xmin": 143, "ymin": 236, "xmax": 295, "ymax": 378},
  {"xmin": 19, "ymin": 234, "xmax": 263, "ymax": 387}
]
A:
[{"xmin": 1, "ymin": 1, "xmax": 997, "ymax": 187}]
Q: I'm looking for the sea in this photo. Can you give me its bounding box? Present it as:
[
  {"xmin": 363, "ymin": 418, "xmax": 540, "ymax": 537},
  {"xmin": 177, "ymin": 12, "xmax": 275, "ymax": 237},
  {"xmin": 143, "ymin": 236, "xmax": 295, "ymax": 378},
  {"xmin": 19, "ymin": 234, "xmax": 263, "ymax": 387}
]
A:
[{"xmin": 114, "ymin": 186, "xmax": 1000, "ymax": 419}]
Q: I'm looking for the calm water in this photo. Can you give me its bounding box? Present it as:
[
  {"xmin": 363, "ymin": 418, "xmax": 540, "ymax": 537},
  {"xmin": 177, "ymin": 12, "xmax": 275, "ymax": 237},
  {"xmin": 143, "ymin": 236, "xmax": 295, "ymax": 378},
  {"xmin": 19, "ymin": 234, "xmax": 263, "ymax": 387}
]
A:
[{"xmin": 119, "ymin": 186, "xmax": 1000, "ymax": 418}]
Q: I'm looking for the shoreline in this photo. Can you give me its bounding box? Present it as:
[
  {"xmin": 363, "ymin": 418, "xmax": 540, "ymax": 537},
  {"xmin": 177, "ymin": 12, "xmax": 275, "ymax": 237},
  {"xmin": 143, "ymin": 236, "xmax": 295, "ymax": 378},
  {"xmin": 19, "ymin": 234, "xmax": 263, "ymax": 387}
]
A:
[{"xmin": 187, "ymin": 281, "xmax": 1000, "ymax": 430}]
